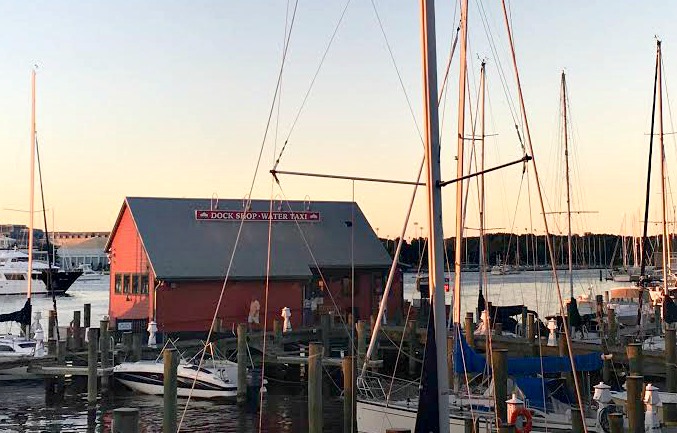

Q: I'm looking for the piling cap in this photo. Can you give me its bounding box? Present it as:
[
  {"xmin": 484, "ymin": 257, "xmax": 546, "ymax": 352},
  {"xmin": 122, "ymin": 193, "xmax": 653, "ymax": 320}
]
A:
[
  {"xmin": 547, "ymin": 318, "xmax": 557, "ymax": 331},
  {"xmin": 644, "ymin": 383, "xmax": 661, "ymax": 406},
  {"xmin": 506, "ymin": 393, "xmax": 524, "ymax": 405},
  {"xmin": 593, "ymin": 382, "xmax": 612, "ymax": 403}
]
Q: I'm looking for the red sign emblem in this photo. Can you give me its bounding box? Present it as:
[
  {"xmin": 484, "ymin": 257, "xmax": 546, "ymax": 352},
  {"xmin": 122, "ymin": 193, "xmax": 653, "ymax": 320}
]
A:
[{"xmin": 195, "ymin": 210, "xmax": 321, "ymax": 222}]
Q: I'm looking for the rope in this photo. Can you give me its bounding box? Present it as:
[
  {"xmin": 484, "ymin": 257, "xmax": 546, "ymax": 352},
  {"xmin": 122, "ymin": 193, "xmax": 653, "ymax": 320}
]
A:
[{"xmin": 176, "ymin": 1, "xmax": 300, "ymax": 430}]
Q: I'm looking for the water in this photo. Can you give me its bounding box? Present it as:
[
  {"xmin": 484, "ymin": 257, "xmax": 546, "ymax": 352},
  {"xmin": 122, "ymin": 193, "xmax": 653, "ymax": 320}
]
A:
[
  {"xmin": 0, "ymin": 276, "xmax": 109, "ymax": 335},
  {"xmin": 0, "ymin": 384, "xmax": 343, "ymax": 432}
]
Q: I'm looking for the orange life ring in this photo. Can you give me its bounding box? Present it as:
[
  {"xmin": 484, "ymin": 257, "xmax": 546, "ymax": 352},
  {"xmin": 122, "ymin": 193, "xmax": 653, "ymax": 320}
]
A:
[{"xmin": 509, "ymin": 407, "xmax": 533, "ymax": 433}]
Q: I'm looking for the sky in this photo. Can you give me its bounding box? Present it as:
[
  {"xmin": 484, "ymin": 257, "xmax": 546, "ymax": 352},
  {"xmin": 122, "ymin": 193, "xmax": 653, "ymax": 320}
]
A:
[{"xmin": 1, "ymin": 1, "xmax": 677, "ymax": 239}]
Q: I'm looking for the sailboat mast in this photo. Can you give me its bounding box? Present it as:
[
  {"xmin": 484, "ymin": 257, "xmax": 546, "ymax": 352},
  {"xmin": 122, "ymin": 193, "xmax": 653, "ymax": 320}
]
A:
[
  {"xmin": 420, "ymin": 0, "xmax": 450, "ymax": 430},
  {"xmin": 562, "ymin": 72, "xmax": 574, "ymax": 300},
  {"xmin": 27, "ymin": 69, "xmax": 36, "ymax": 300},
  {"xmin": 452, "ymin": 0, "xmax": 468, "ymax": 327},
  {"xmin": 657, "ymin": 41, "xmax": 669, "ymax": 295},
  {"xmin": 478, "ymin": 62, "xmax": 486, "ymax": 296}
]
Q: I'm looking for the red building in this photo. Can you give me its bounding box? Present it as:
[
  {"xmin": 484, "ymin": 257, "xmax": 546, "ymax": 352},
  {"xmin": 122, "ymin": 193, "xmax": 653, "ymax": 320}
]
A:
[{"xmin": 106, "ymin": 197, "xmax": 403, "ymax": 333}]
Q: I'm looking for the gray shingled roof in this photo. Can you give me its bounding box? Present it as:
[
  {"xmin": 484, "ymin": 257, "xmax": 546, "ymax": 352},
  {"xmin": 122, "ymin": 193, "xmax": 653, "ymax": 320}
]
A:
[{"xmin": 120, "ymin": 197, "xmax": 392, "ymax": 280}]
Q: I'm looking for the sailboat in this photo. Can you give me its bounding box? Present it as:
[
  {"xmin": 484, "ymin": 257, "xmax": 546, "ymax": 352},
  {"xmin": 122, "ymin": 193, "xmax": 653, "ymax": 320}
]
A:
[
  {"xmin": 0, "ymin": 70, "xmax": 45, "ymax": 360},
  {"xmin": 355, "ymin": 1, "xmax": 601, "ymax": 432}
]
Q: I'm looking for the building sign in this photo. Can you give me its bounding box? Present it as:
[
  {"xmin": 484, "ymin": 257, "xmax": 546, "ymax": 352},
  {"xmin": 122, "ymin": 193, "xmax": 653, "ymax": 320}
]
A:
[{"xmin": 195, "ymin": 209, "xmax": 321, "ymax": 222}]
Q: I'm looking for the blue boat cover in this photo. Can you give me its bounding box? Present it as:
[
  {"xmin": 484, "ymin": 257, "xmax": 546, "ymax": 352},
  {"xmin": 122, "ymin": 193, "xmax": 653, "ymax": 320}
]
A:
[
  {"xmin": 513, "ymin": 377, "xmax": 574, "ymax": 412},
  {"xmin": 454, "ymin": 335, "xmax": 603, "ymax": 376}
]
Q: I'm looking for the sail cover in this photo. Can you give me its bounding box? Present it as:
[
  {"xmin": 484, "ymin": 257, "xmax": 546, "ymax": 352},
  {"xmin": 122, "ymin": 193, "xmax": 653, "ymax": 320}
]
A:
[
  {"xmin": 414, "ymin": 310, "xmax": 440, "ymax": 433},
  {"xmin": 0, "ymin": 299, "xmax": 32, "ymax": 327},
  {"xmin": 454, "ymin": 335, "xmax": 602, "ymax": 376}
]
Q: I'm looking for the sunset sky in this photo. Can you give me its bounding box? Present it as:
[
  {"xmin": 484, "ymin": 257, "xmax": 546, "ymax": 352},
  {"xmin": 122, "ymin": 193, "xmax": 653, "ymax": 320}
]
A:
[{"xmin": 1, "ymin": 1, "xmax": 677, "ymax": 239}]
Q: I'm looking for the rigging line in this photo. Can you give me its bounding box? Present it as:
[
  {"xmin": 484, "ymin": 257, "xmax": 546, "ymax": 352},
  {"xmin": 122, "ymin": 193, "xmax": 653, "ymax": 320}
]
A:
[
  {"xmin": 437, "ymin": 0, "xmax": 460, "ymax": 136},
  {"xmin": 177, "ymin": 1, "xmax": 300, "ymax": 430},
  {"xmin": 274, "ymin": 0, "xmax": 353, "ymax": 169},
  {"xmin": 34, "ymin": 135, "xmax": 59, "ymax": 341},
  {"xmin": 385, "ymin": 303, "xmax": 414, "ymax": 405},
  {"xmin": 500, "ymin": 2, "xmax": 588, "ymax": 430},
  {"xmin": 370, "ymin": 0, "xmax": 426, "ymax": 147}
]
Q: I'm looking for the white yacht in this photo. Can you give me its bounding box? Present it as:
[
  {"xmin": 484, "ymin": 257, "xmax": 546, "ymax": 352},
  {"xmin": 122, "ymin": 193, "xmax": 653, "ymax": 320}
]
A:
[
  {"xmin": 75, "ymin": 263, "xmax": 105, "ymax": 282},
  {"xmin": 0, "ymin": 250, "xmax": 81, "ymax": 295},
  {"xmin": 114, "ymin": 358, "xmax": 239, "ymax": 399}
]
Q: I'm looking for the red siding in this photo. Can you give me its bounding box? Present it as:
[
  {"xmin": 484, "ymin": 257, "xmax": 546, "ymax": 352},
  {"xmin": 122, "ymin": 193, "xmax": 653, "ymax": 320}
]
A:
[
  {"xmin": 156, "ymin": 280, "xmax": 303, "ymax": 332},
  {"xmin": 108, "ymin": 205, "xmax": 154, "ymax": 323}
]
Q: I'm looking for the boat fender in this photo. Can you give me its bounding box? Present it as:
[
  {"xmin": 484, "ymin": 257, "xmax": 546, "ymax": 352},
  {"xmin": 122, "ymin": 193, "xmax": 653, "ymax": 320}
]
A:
[
  {"xmin": 509, "ymin": 407, "xmax": 532, "ymax": 433},
  {"xmin": 596, "ymin": 405, "xmax": 612, "ymax": 433}
]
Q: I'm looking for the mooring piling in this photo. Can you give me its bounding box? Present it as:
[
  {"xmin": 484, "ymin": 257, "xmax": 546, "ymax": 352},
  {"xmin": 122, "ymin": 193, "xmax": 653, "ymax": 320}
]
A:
[
  {"xmin": 237, "ymin": 323, "xmax": 247, "ymax": 405},
  {"xmin": 571, "ymin": 406, "xmax": 584, "ymax": 433},
  {"xmin": 308, "ymin": 342, "xmax": 323, "ymax": 433},
  {"xmin": 112, "ymin": 407, "xmax": 140, "ymax": 433},
  {"xmin": 608, "ymin": 412, "xmax": 623, "ymax": 433},
  {"xmin": 87, "ymin": 327, "xmax": 99, "ymax": 405},
  {"xmin": 492, "ymin": 348, "xmax": 508, "ymax": 425},
  {"xmin": 73, "ymin": 310, "xmax": 82, "ymax": 350},
  {"xmin": 100, "ymin": 318, "xmax": 111, "ymax": 391},
  {"xmin": 131, "ymin": 333, "xmax": 142, "ymax": 362},
  {"xmin": 83, "ymin": 303, "xmax": 91, "ymax": 329},
  {"xmin": 626, "ymin": 375, "xmax": 644, "ymax": 433},
  {"xmin": 163, "ymin": 348, "xmax": 178, "ymax": 433},
  {"xmin": 342, "ymin": 355, "xmax": 356, "ymax": 433},
  {"xmin": 464, "ymin": 312, "xmax": 475, "ymax": 348},
  {"xmin": 626, "ymin": 343, "xmax": 643, "ymax": 376}
]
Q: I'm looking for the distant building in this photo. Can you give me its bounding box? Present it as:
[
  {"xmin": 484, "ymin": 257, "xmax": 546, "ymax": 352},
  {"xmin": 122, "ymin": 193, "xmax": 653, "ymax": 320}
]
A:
[
  {"xmin": 57, "ymin": 236, "xmax": 109, "ymax": 271},
  {"xmin": 105, "ymin": 197, "xmax": 403, "ymax": 333}
]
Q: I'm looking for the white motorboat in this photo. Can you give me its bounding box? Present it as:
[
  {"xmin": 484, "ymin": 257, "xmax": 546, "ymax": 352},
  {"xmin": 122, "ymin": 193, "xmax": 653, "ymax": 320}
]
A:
[
  {"xmin": 607, "ymin": 286, "xmax": 652, "ymax": 327},
  {"xmin": 74, "ymin": 263, "xmax": 105, "ymax": 282},
  {"xmin": 113, "ymin": 357, "xmax": 257, "ymax": 399}
]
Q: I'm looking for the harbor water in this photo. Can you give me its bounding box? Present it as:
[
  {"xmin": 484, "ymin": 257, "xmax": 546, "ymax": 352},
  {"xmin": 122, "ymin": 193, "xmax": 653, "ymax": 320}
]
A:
[{"xmin": 0, "ymin": 270, "xmax": 623, "ymax": 432}]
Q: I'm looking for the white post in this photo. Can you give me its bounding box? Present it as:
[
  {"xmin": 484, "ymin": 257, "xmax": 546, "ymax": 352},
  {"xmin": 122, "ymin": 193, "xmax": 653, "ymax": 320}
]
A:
[
  {"xmin": 644, "ymin": 383, "xmax": 661, "ymax": 432},
  {"xmin": 147, "ymin": 320, "xmax": 157, "ymax": 347},
  {"xmin": 547, "ymin": 318, "xmax": 558, "ymax": 347}
]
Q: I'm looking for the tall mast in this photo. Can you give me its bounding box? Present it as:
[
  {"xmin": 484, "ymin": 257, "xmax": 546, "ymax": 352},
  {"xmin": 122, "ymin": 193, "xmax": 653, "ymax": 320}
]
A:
[
  {"xmin": 478, "ymin": 61, "xmax": 486, "ymax": 298},
  {"xmin": 420, "ymin": 0, "xmax": 450, "ymax": 430},
  {"xmin": 658, "ymin": 41, "xmax": 669, "ymax": 295},
  {"xmin": 452, "ymin": 0, "xmax": 468, "ymax": 327},
  {"xmin": 562, "ymin": 72, "xmax": 574, "ymax": 300},
  {"xmin": 27, "ymin": 69, "xmax": 36, "ymax": 300}
]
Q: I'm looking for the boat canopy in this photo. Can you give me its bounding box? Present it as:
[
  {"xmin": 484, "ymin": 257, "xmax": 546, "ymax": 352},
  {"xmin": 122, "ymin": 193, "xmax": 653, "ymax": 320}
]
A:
[
  {"xmin": 609, "ymin": 287, "xmax": 640, "ymax": 299},
  {"xmin": 453, "ymin": 335, "xmax": 603, "ymax": 376}
]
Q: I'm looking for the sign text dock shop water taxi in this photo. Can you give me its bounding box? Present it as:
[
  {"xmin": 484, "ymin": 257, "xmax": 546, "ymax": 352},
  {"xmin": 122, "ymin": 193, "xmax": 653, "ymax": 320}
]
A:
[{"xmin": 195, "ymin": 210, "xmax": 321, "ymax": 222}]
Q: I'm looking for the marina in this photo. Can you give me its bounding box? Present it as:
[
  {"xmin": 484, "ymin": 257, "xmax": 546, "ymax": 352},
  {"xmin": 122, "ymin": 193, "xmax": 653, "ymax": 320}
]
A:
[{"xmin": 4, "ymin": 1, "xmax": 677, "ymax": 433}]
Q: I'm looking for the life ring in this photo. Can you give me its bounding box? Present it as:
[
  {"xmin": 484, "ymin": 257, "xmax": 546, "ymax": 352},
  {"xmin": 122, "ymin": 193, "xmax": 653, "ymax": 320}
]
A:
[{"xmin": 509, "ymin": 407, "xmax": 533, "ymax": 433}]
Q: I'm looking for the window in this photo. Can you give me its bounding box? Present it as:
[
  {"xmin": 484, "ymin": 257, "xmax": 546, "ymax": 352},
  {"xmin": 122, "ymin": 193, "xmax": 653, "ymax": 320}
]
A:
[
  {"xmin": 132, "ymin": 274, "xmax": 139, "ymax": 294},
  {"xmin": 140, "ymin": 275, "xmax": 149, "ymax": 294},
  {"xmin": 114, "ymin": 274, "xmax": 122, "ymax": 293},
  {"xmin": 123, "ymin": 274, "xmax": 131, "ymax": 294},
  {"xmin": 0, "ymin": 345, "xmax": 14, "ymax": 352}
]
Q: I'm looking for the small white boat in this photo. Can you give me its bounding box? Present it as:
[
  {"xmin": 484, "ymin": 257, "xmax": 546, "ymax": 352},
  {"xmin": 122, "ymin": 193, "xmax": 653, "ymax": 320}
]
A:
[
  {"xmin": 114, "ymin": 359, "xmax": 239, "ymax": 399},
  {"xmin": 74, "ymin": 263, "xmax": 105, "ymax": 282}
]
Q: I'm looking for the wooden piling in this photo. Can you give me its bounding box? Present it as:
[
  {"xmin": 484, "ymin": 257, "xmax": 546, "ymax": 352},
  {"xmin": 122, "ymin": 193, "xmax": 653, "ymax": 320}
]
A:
[
  {"xmin": 493, "ymin": 322, "xmax": 502, "ymax": 336},
  {"xmin": 603, "ymin": 354, "xmax": 612, "ymax": 385},
  {"xmin": 57, "ymin": 339, "xmax": 66, "ymax": 364},
  {"xmin": 342, "ymin": 355, "xmax": 356, "ymax": 433},
  {"xmin": 521, "ymin": 306, "xmax": 528, "ymax": 338},
  {"xmin": 492, "ymin": 348, "xmax": 508, "ymax": 425},
  {"xmin": 447, "ymin": 335, "xmax": 454, "ymax": 390},
  {"xmin": 608, "ymin": 412, "xmax": 623, "ymax": 433},
  {"xmin": 463, "ymin": 417, "xmax": 475, "ymax": 433},
  {"xmin": 526, "ymin": 312, "xmax": 538, "ymax": 356},
  {"xmin": 112, "ymin": 407, "xmax": 140, "ymax": 433},
  {"xmin": 73, "ymin": 310, "xmax": 82, "ymax": 350},
  {"xmin": 47, "ymin": 338, "xmax": 56, "ymax": 356},
  {"xmin": 163, "ymin": 348, "xmax": 178, "ymax": 433},
  {"xmin": 498, "ymin": 425, "xmax": 515, "ymax": 433},
  {"xmin": 385, "ymin": 430, "xmax": 411, "ymax": 433},
  {"xmin": 83, "ymin": 303, "xmax": 91, "ymax": 329},
  {"xmin": 626, "ymin": 375, "xmax": 644, "ymax": 433},
  {"xmin": 595, "ymin": 295, "xmax": 605, "ymax": 338},
  {"xmin": 100, "ymin": 319, "xmax": 111, "ymax": 391},
  {"xmin": 48, "ymin": 310, "xmax": 56, "ymax": 340},
  {"xmin": 87, "ymin": 327, "xmax": 99, "ymax": 405},
  {"xmin": 664, "ymin": 402, "xmax": 677, "ymax": 426},
  {"xmin": 308, "ymin": 342, "xmax": 323, "ymax": 433},
  {"xmin": 666, "ymin": 327, "xmax": 677, "ymax": 393},
  {"xmin": 273, "ymin": 319, "xmax": 282, "ymax": 345},
  {"xmin": 607, "ymin": 307, "xmax": 616, "ymax": 344},
  {"xmin": 321, "ymin": 314, "xmax": 331, "ymax": 351},
  {"xmin": 464, "ymin": 312, "xmax": 474, "ymax": 348},
  {"xmin": 356, "ymin": 320, "xmax": 367, "ymax": 367},
  {"xmin": 571, "ymin": 407, "xmax": 584, "ymax": 433},
  {"xmin": 237, "ymin": 323, "xmax": 247, "ymax": 405},
  {"xmin": 132, "ymin": 333, "xmax": 142, "ymax": 362},
  {"xmin": 626, "ymin": 343, "xmax": 643, "ymax": 376},
  {"xmin": 122, "ymin": 331, "xmax": 133, "ymax": 354}
]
